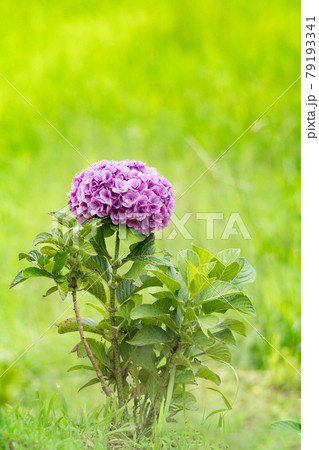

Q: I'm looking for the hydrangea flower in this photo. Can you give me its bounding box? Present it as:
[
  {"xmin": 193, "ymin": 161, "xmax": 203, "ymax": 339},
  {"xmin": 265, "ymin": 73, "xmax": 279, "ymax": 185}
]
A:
[{"xmin": 67, "ymin": 160, "xmax": 175, "ymax": 235}]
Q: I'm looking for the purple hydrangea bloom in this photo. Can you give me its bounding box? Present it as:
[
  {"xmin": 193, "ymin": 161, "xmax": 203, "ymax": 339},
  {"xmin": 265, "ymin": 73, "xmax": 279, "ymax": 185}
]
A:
[{"xmin": 67, "ymin": 160, "xmax": 175, "ymax": 235}]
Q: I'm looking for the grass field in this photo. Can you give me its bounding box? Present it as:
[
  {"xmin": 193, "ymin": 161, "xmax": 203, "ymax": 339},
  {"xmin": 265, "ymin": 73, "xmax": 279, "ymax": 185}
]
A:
[{"xmin": 0, "ymin": 0, "xmax": 300, "ymax": 447}]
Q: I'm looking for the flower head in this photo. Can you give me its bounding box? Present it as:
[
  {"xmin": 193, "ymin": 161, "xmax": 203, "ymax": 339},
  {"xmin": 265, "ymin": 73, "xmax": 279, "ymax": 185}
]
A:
[{"xmin": 67, "ymin": 160, "xmax": 174, "ymax": 235}]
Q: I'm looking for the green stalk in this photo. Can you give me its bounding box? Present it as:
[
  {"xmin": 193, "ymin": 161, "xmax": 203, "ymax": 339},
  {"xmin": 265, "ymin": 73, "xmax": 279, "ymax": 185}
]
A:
[
  {"xmin": 144, "ymin": 352, "xmax": 176, "ymax": 429},
  {"xmin": 163, "ymin": 365, "xmax": 176, "ymax": 420},
  {"xmin": 70, "ymin": 277, "xmax": 112, "ymax": 399},
  {"xmin": 109, "ymin": 231, "xmax": 125, "ymax": 407}
]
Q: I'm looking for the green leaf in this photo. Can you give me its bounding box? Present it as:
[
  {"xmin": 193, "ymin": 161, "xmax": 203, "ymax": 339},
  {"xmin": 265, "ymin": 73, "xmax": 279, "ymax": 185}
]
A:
[
  {"xmin": 86, "ymin": 338, "xmax": 110, "ymax": 366},
  {"xmin": 208, "ymin": 259, "xmax": 225, "ymax": 279},
  {"xmin": 217, "ymin": 248, "xmax": 240, "ymax": 265},
  {"xmin": 40, "ymin": 246, "xmax": 57, "ymax": 257},
  {"xmin": 43, "ymin": 286, "xmax": 58, "ymax": 297},
  {"xmin": 57, "ymin": 280, "xmax": 68, "ymax": 300},
  {"xmin": 116, "ymin": 300, "xmax": 134, "ymax": 321},
  {"xmin": 198, "ymin": 315, "xmax": 219, "ymax": 336},
  {"xmin": 52, "ymin": 228, "xmax": 64, "ymax": 245},
  {"xmin": 206, "ymin": 343, "xmax": 232, "ymax": 363},
  {"xmin": 219, "ymin": 262, "xmax": 241, "ymax": 281},
  {"xmin": 192, "ymin": 328, "xmax": 210, "ymax": 349},
  {"xmin": 119, "ymin": 340, "xmax": 131, "ymax": 362},
  {"xmin": 84, "ymin": 255, "xmax": 110, "ymax": 282},
  {"xmin": 212, "ymin": 328, "xmax": 236, "ymax": 345},
  {"xmin": 130, "ymin": 304, "xmax": 167, "ymax": 320},
  {"xmin": 148, "ymin": 269, "xmax": 181, "ymax": 294},
  {"xmin": 85, "ymin": 302, "xmax": 106, "ymax": 316},
  {"xmin": 116, "ymin": 276, "xmax": 162, "ymax": 304},
  {"xmin": 9, "ymin": 270, "xmax": 26, "ymax": 289},
  {"xmin": 33, "ymin": 232, "xmax": 55, "ymax": 246},
  {"xmin": 116, "ymin": 279, "xmax": 137, "ymax": 304},
  {"xmin": 122, "ymin": 233, "xmax": 155, "ymax": 262},
  {"xmin": 18, "ymin": 252, "xmax": 30, "ymax": 261},
  {"xmin": 193, "ymin": 280, "xmax": 240, "ymax": 305},
  {"xmin": 173, "ymin": 352, "xmax": 192, "ymax": 368},
  {"xmin": 19, "ymin": 250, "xmax": 41, "ymax": 263},
  {"xmin": 117, "ymin": 224, "xmax": 146, "ymax": 247},
  {"xmin": 131, "ymin": 255, "xmax": 174, "ymax": 267},
  {"xmin": 151, "ymin": 290, "xmax": 174, "ymax": 299},
  {"xmin": 153, "ymin": 297, "xmax": 174, "ymax": 312},
  {"xmin": 43, "ymin": 260, "xmax": 55, "ymax": 274},
  {"xmin": 124, "ymin": 261, "xmax": 146, "ymax": 279},
  {"xmin": 216, "ymin": 319, "xmax": 246, "ymax": 336},
  {"xmin": 138, "ymin": 275, "xmax": 163, "ymax": 290},
  {"xmin": 271, "ymin": 420, "xmax": 301, "ymax": 436},
  {"xmin": 49, "ymin": 211, "xmax": 77, "ymax": 228},
  {"xmin": 56, "ymin": 274, "xmax": 67, "ymax": 283},
  {"xmin": 154, "ymin": 315, "xmax": 178, "ymax": 333},
  {"xmin": 174, "ymin": 370, "xmax": 196, "ymax": 384},
  {"xmin": 189, "ymin": 274, "xmax": 211, "ymax": 299},
  {"xmin": 180, "ymin": 331, "xmax": 202, "ymax": 350},
  {"xmin": 162, "ymin": 248, "xmax": 173, "ymax": 260},
  {"xmin": 232, "ymin": 258, "xmax": 256, "ymax": 289},
  {"xmin": 67, "ymin": 365, "xmax": 95, "ymax": 372},
  {"xmin": 78, "ymin": 378, "xmax": 100, "ymax": 392},
  {"xmin": 222, "ymin": 294, "xmax": 255, "ymax": 315},
  {"xmin": 178, "ymin": 249, "xmax": 200, "ymax": 285},
  {"xmin": 127, "ymin": 325, "xmax": 172, "ymax": 346},
  {"xmin": 202, "ymin": 293, "xmax": 255, "ymax": 316},
  {"xmin": 130, "ymin": 304, "xmax": 177, "ymax": 331},
  {"xmin": 185, "ymin": 249, "xmax": 200, "ymax": 269},
  {"xmin": 84, "ymin": 280, "xmax": 107, "ymax": 304},
  {"xmin": 195, "ymin": 364, "xmax": 221, "ymax": 385},
  {"xmin": 171, "ymin": 306, "xmax": 182, "ymax": 330},
  {"xmin": 201, "ymin": 261, "xmax": 217, "ymax": 276},
  {"xmin": 102, "ymin": 221, "xmax": 116, "ymax": 237},
  {"xmin": 77, "ymin": 338, "xmax": 110, "ymax": 367},
  {"xmin": 71, "ymin": 343, "xmax": 85, "ymax": 358},
  {"xmin": 62, "ymin": 228, "xmax": 74, "ymax": 246},
  {"xmin": 131, "ymin": 345, "xmax": 157, "ymax": 374},
  {"xmin": 27, "ymin": 250, "xmax": 41, "ymax": 261},
  {"xmin": 192, "ymin": 245, "xmax": 213, "ymax": 264},
  {"xmin": 171, "ymin": 392, "xmax": 197, "ymax": 411},
  {"xmin": 53, "ymin": 251, "xmax": 68, "ymax": 274},
  {"xmin": 177, "ymin": 252, "xmax": 189, "ymax": 287},
  {"xmin": 78, "ymin": 241, "xmax": 97, "ymax": 256},
  {"xmin": 74, "ymin": 317, "xmax": 98, "ymax": 327},
  {"xmin": 206, "ymin": 387, "xmax": 232, "ymax": 410},
  {"xmin": 116, "ymin": 300, "xmax": 135, "ymax": 320},
  {"xmin": 83, "ymin": 218, "xmax": 104, "ymax": 228},
  {"xmin": 96, "ymin": 320, "xmax": 117, "ymax": 333},
  {"xmin": 183, "ymin": 307, "xmax": 197, "ymax": 325},
  {"xmin": 22, "ymin": 267, "xmax": 52, "ymax": 279},
  {"xmin": 89, "ymin": 226, "xmax": 111, "ymax": 259},
  {"xmin": 56, "ymin": 318, "xmax": 103, "ymax": 335}
]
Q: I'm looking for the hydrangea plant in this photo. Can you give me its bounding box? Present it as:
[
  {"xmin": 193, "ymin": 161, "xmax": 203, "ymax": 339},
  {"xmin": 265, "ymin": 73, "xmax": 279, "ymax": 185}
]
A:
[{"xmin": 10, "ymin": 160, "xmax": 256, "ymax": 432}]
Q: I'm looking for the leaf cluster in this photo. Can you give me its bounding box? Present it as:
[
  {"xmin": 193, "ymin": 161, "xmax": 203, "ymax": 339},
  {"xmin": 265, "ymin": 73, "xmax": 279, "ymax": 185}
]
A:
[{"xmin": 10, "ymin": 211, "xmax": 256, "ymax": 429}]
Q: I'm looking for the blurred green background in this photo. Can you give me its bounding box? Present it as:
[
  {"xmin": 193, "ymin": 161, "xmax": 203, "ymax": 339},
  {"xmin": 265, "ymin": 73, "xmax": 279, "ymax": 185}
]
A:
[{"xmin": 0, "ymin": 0, "xmax": 300, "ymax": 448}]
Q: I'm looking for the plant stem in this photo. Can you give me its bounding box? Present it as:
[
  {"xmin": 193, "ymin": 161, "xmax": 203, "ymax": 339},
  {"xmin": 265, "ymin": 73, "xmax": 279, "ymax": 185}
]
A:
[
  {"xmin": 144, "ymin": 359, "xmax": 173, "ymax": 428},
  {"xmin": 132, "ymin": 386, "xmax": 138, "ymax": 429},
  {"xmin": 109, "ymin": 231, "xmax": 125, "ymax": 407},
  {"xmin": 71, "ymin": 278, "xmax": 112, "ymax": 399},
  {"xmin": 144, "ymin": 339, "xmax": 180, "ymax": 429}
]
